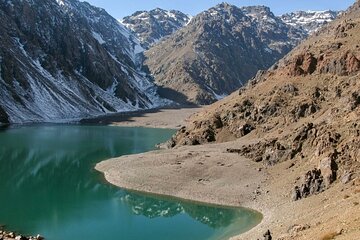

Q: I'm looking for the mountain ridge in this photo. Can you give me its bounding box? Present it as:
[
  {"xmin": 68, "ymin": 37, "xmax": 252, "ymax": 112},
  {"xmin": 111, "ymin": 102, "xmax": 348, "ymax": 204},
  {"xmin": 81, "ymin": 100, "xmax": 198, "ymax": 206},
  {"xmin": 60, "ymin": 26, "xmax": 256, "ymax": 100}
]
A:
[
  {"xmin": 0, "ymin": 1, "xmax": 343, "ymax": 124},
  {"xmin": 121, "ymin": 8, "xmax": 191, "ymax": 49},
  {"xmin": 0, "ymin": 0, "xmax": 169, "ymax": 124},
  {"xmin": 144, "ymin": 3, "xmax": 306, "ymax": 105},
  {"xmin": 281, "ymin": 10, "xmax": 340, "ymax": 33}
]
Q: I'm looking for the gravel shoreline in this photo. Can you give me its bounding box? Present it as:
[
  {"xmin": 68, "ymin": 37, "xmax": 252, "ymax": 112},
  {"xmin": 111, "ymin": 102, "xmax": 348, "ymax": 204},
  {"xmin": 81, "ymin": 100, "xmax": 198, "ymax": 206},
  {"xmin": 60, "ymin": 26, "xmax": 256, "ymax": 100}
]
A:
[
  {"xmin": 0, "ymin": 229, "xmax": 43, "ymax": 240},
  {"xmin": 96, "ymin": 109, "xmax": 360, "ymax": 240}
]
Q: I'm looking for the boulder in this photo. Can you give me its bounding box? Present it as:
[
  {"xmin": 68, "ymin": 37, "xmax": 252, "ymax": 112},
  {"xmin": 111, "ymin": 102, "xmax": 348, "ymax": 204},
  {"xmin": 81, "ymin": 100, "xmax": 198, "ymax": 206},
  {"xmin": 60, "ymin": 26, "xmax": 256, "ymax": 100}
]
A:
[
  {"xmin": 292, "ymin": 169, "xmax": 326, "ymax": 201},
  {"xmin": 263, "ymin": 230, "xmax": 272, "ymax": 240},
  {"xmin": 319, "ymin": 157, "xmax": 338, "ymax": 186}
]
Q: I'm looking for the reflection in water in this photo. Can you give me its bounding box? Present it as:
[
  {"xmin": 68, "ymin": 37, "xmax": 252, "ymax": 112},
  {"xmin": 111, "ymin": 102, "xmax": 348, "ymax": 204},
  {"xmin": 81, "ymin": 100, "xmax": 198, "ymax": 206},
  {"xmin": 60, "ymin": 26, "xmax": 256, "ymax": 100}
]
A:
[
  {"xmin": 122, "ymin": 193, "xmax": 183, "ymax": 219},
  {"xmin": 122, "ymin": 192, "xmax": 240, "ymax": 228},
  {"xmin": 0, "ymin": 125, "xmax": 261, "ymax": 240}
]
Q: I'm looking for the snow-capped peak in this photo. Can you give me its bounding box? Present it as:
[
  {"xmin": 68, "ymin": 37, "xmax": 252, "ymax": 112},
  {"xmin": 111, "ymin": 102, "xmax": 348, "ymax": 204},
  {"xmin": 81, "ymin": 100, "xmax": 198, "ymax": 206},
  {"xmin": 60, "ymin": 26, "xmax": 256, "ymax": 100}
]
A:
[
  {"xmin": 281, "ymin": 10, "xmax": 339, "ymax": 33},
  {"xmin": 121, "ymin": 8, "xmax": 191, "ymax": 48}
]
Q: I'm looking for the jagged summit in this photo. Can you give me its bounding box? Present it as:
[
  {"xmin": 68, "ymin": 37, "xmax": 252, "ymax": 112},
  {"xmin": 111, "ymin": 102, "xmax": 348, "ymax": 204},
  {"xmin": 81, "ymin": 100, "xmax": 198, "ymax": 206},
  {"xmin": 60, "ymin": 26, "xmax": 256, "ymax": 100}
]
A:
[
  {"xmin": 281, "ymin": 10, "xmax": 339, "ymax": 33},
  {"xmin": 241, "ymin": 5, "xmax": 271, "ymax": 13},
  {"xmin": 121, "ymin": 8, "xmax": 190, "ymax": 48},
  {"xmin": 201, "ymin": 2, "xmax": 246, "ymax": 18},
  {"xmin": 217, "ymin": 2, "xmax": 231, "ymax": 7}
]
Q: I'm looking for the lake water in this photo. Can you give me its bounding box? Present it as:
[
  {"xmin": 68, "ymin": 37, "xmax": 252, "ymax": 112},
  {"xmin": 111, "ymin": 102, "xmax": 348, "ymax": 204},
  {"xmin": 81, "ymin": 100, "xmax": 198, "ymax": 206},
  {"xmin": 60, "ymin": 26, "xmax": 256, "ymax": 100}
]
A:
[{"xmin": 0, "ymin": 125, "xmax": 261, "ymax": 240}]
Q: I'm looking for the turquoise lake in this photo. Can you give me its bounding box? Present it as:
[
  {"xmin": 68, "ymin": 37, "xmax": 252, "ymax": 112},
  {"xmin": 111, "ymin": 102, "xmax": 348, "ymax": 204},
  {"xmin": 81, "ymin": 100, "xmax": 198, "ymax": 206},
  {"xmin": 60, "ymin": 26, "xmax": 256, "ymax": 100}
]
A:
[{"xmin": 0, "ymin": 125, "xmax": 261, "ymax": 240}]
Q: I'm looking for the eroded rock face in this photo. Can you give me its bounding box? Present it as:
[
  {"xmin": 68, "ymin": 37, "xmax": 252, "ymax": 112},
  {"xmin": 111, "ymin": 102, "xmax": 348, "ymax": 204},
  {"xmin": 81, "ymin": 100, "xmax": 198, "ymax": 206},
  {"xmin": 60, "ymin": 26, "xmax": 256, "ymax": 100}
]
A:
[
  {"xmin": 319, "ymin": 156, "xmax": 338, "ymax": 186},
  {"xmin": 291, "ymin": 53, "xmax": 318, "ymax": 76},
  {"xmin": 227, "ymin": 138, "xmax": 289, "ymax": 166},
  {"xmin": 292, "ymin": 156, "xmax": 338, "ymax": 201},
  {"xmin": 292, "ymin": 169, "xmax": 325, "ymax": 201},
  {"xmin": 288, "ymin": 50, "xmax": 360, "ymax": 77},
  {"xmin": 319, "ymin": 51, "xmax": 360, "ymax": 76}
]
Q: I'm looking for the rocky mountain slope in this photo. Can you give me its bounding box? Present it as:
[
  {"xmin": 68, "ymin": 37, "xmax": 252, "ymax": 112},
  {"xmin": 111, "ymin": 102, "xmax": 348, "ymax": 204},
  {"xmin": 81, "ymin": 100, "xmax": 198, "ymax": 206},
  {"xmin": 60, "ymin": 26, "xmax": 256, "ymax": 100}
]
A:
[
  {"xmin": 0, "ymin": 0, "xmax": 169, "ymax": 124},
  {"xmin": 144, "ymin": 3, "xmax": 306, "ymax": 105},
  {"xmin": 281, "ymin": 10, "xmax": 339, "ymax": 33},
  {"xmin": 170, "ymin": 0, "xmax": 360, "ymax": 200},
  {"xmin": 121, "ymin": 8, "xmax": 190, "ymax": 49}
]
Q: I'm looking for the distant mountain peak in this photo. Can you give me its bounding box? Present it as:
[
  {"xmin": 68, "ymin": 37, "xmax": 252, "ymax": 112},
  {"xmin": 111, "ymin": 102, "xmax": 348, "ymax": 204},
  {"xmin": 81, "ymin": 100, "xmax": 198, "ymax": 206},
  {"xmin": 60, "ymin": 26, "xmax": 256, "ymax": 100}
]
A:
[
  {"xmin": 216, "ymin": 2, "xmax": 233, "ymax": 8},
  {"xmin": 144, "ymin": 4, "xmax": 307, "ymax": 105},
  {"xmin": 202, "ymin": 2, "xmax": 247, "ymax": 20},
  {"xmin": 281, "ymin": 10, "xmax": 340, "ymax": 33},
  {"xmin": 242, "ymin": 5, "xmax": 271, "ymax": 12},
  {"xmin": 122, "ymin": 8, "xmax": 191, "ymax": 48}
]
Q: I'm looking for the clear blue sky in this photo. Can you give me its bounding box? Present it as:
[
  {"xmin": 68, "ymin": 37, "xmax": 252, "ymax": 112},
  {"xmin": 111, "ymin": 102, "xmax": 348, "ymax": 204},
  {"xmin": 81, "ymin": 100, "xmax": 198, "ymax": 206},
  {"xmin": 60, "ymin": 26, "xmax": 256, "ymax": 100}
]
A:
[{"xmin": 84, "ymin": 0, "xmax": 355, "ymax": 19}]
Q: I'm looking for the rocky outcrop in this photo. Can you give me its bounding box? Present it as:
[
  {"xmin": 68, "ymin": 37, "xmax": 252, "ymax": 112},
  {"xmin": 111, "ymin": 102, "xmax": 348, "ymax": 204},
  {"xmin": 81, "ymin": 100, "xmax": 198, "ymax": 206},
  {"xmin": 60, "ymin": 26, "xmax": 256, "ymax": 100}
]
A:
[
  {"xmin": 0, "ymin": 230, "xmax": 43, "ymax": 240},
  {"xmin": 292, "ymin": 156, "xmax": 338, "ymax": 201},
  {"xmin": 286, "ymin": 22, "xmax": 360, "ymax": 77},
  {"xmin": 121, "ymin": 8, "xmax": 190, "ymax": 49},
  {"xmin": 262, "ymin": 230, "xmax": 272, "ymax": 240},
  {"xmin": 227, "ymin": 138, "xmax": 289, "ymax": 166},
  {"xmin": 288, "ymin": 50, "xmax": 360, "ymax": 77},
  {"xmin": 145, "ymin": 4, "xmax": 306, "ymax": 105},
  {"xmin": 292, "ymin": 169, "xmax": 325, "ymax": 201}
]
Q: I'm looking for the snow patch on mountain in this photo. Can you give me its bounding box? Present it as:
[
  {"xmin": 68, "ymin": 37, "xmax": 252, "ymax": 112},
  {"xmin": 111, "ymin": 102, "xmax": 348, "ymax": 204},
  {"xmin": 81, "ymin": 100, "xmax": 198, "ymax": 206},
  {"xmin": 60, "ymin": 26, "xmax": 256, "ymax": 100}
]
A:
[
  {"xmin": 281, "ymin": 10, "xmax": 339, "ymax": 33},
  {"xmin": 0, "ymin": 0, "xmax": 172, "ymax": 123},
  {"xmin": 91, "ymin": 31, "xmax": 105, "ymax": 44},
  {"xmin": 121, "ymin": 8, "xmax": 191, "ymax": 48}
]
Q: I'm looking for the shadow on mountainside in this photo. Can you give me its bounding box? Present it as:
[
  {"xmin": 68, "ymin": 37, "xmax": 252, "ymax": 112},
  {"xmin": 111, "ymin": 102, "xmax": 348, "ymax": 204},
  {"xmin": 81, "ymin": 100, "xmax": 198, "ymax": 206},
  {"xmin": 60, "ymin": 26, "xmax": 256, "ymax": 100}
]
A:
[
  {"xmin": 157, "ymin": 86, "xmax": 196, "ymax": 105},
  {"xmin": 80, "ymin": 104, "xmax": 199, "ymax": 125}
]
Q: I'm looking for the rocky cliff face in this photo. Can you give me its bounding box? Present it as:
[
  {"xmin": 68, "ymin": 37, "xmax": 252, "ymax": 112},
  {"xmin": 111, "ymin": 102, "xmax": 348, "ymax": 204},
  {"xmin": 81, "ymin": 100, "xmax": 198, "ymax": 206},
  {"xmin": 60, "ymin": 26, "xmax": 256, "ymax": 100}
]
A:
[
  {"xmin": 144, "ymin": 3, "xmax": 306, "ymax": 105},
  {"xmin": 0, "ymin": 0, "xmax": 169, "ymax": 123},
  {"xmin": 170, "ymin": 0, "xmax": 360, "ymax": 198},
  {"xmin": 281, "ymin": 10, "xmax": 339, "ymax": 33},
  {"xmin": 121, "ymin": 8, "xmax": 190, "ymax": 49}
]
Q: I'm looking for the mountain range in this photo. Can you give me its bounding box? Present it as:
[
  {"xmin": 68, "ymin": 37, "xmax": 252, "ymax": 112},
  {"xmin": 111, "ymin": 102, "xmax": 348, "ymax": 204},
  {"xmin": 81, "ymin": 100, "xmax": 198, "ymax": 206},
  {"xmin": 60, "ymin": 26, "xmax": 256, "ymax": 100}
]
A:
[
  {"xmin": 0, "ymin": 0, "xmax": 170, "ymax": 123},
  {"xmin": 0, "ymin": 0, "xmax": 340, "ymax": 123},
  {"xmin": 141, "ymin": 4, "xmax": 339, "ymax": 104}
]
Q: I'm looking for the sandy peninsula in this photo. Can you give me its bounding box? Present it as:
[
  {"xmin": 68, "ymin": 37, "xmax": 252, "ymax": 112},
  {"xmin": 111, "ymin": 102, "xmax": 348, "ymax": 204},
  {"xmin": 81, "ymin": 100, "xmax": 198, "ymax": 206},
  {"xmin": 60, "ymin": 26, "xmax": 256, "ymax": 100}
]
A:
[
  {"xmin": 82, "ymin": 107, "xmax": 201, "ymax": 129},
  {"xmin": 96, "ymin": 108, "xmax": 360, "ymax": 240}
]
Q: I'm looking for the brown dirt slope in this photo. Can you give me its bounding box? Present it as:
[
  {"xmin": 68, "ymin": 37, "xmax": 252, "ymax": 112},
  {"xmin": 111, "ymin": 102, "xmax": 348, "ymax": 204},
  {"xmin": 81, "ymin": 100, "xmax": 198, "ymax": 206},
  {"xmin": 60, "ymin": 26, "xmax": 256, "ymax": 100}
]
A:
[
  {"xmin": 171, "ymin": 0, "xmax": 360, "ymax": 174},
  {"xmin": 168, "ymin": 1, "xmax": 360, "ymax": 238}
]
